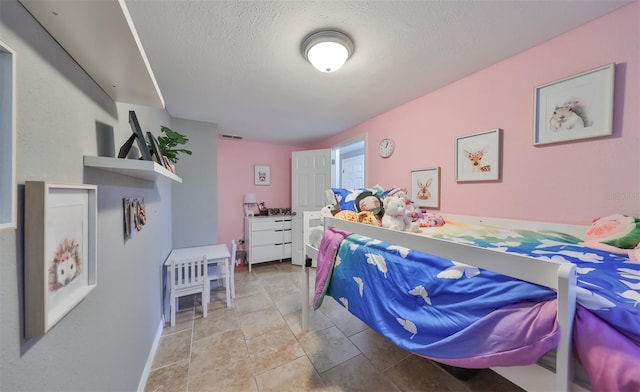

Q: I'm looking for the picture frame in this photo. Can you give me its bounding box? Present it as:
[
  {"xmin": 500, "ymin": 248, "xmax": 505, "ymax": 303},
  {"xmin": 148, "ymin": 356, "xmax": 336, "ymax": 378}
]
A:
[
  {"xmin": 25, "ymin": 182, "xmax": 97, "ymax": 338},
  {"xmin": 130, "ymin": 111, "xmax": 152, "ymax": 160},
  {"xmin": 533, "ymin": 63, "xmax": 615, "ymax": 146},
  {"xmin": 410, "ymin": 167, "xmax": 440, "ymax": 208},
  {"xmin": 146, "ymin": 132, "xmax": 167, "ymax": 168},
  {"xmin": 117, "ymin": 133, "xmax": 137, "ymax": 159},
  {"xmin": 455, "ymin": 128, "xmax": 501, "ymax": 182},
  {"xmin": 254, "ymin": 165, "xmax": 271, "ymax": 185},
  {"xmin": 0, "ymin": 40, "xmax": 16, "ymax": 229},
  {"xmin": 123, "ymin": 197, "xmax": 146, "ymax": 239}
]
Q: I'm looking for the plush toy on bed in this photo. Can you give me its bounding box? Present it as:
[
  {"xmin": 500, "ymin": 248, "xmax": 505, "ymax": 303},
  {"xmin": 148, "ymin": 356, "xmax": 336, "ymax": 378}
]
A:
[
  {"xmin": 334, "ymin": 210, "xmax": 379, "ymax": 226},
  {"xmin": 385, "ymin": 186, "xmax": 445, "ymax": 228},
  {"xmin": 319, "ymin": 204, "xmax": 337, "ymax": 224},
  {"xmin": 580, "ymin": 214, "xmax": 640, "ymax": 261},
  {"xmin": 320, "ymin": 202, "xmax": 379, "ymax": 226},
  {"xmin": 381, "ymin": 196, "xmax": 420, "ymax": 232},
  {"xmin": 355, "ymin": 191, "xmax": 385, "ymax": 224},
  {"xmin": 422, "ymin": 212, "xmax": 446, "ymax": 227}
]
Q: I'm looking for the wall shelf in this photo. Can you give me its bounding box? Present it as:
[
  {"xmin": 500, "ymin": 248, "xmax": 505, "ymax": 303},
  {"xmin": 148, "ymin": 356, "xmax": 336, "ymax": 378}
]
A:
[
  {"xmin": 84, "ymin": 156, "xmax": 182, "ymax": 183},
  {"xmin": 19, "ymin": 0, "xmax": 164, "ymax": 107}
]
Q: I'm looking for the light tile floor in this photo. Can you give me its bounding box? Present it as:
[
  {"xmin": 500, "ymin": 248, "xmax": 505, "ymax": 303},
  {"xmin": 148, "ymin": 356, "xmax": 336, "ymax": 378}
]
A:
[{"xmin": 145, "ymin": 261, "xmax": 523, "ymax": 392}]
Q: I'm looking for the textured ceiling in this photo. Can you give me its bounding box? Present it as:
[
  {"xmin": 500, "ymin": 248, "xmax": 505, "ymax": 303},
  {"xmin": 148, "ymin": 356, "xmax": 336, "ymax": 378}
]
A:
[{"xmin": 125, "ymin": 0, "xmax": 629, "ymax": 146}]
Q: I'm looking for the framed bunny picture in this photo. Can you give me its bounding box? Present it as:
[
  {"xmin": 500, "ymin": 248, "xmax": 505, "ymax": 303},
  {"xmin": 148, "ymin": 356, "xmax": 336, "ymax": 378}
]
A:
[{"xmin": 410, "ymin": 167, "xmax": 440, "ymax": 208}]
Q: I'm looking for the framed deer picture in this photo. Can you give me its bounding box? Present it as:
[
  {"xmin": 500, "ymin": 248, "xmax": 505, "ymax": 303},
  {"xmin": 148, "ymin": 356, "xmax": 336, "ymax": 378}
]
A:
[
  {"xmin": 455, "ymin": 128, "xmax": 501, "ymax": 182},
  {"xmin": 411, "ymin": 167, "xmax": 440, "ymax": 208}
]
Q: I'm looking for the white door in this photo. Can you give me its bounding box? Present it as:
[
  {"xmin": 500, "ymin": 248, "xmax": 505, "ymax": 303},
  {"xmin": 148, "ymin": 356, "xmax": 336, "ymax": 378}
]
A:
[
  {"xmin": 341, "ymin": 155, "xmax": 365, "ymax": 189},
  {"xmin": 291, "ymin": 149, "xmax": 332, "ymax": 266}
]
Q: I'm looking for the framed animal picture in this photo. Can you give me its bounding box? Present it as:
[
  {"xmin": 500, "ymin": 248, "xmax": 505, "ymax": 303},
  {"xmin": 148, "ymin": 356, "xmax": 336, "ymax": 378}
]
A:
[
  {"xmin": 1, "ymin": 40, "xmax": 16, "ymax": 229},
  {"xmin": 411, "ymin": 167, "xmax": 440, "ymax": 208},
  {"xmin": 24, "ymin": 182, "xmax": 97, "ymax": 338},
  {"xmin": 533, "ymin": 63, "xmax": 614, "ymax": 146},
  {"xmin": 455, "ymin": 128, "xmax": 501, "ymax": 182},
  {"xmin": 254, "ymin": 165, "xmax": 271, "ymax": 185}
]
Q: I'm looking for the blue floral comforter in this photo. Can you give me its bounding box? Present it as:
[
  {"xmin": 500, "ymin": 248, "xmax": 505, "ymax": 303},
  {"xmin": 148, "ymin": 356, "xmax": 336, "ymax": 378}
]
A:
[{"xmin": 314, "ymin": 221, "xmax": 640, "ymax": 381}]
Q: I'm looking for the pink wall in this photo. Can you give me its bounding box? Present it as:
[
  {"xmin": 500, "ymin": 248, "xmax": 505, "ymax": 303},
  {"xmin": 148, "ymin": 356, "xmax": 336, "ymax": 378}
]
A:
[
  {"xmin": 314, "ymin": 3, "xmax": 639, "ymax": 225},
  {"xmin": 217, "ymin": 139, "xmax": 303, "ymax": 246}
]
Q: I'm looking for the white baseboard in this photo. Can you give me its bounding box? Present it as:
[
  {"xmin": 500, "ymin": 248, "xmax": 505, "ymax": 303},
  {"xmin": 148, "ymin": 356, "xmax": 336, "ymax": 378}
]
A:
[{"xmin": 137, "ymin": 318, "xmax": 164, "ymax": 392}]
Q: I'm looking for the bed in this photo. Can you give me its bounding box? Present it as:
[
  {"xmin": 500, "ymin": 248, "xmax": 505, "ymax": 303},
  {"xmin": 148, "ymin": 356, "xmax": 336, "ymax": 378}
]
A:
[{"xmin": 301, "ymin": 210, "xmax": 640, "ymax": 392}]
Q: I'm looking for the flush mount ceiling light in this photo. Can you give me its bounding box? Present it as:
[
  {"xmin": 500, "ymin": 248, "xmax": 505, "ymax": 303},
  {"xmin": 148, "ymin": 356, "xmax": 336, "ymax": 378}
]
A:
[{"xmin": 302, "ymin": 30, "xmax": 354, "ymax": 73}]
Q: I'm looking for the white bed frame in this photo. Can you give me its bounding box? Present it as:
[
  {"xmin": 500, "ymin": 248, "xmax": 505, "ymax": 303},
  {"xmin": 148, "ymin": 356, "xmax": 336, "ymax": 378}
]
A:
[{"xmin": 302, "ymin": 211, "xmax": 590, "ymax": 392}]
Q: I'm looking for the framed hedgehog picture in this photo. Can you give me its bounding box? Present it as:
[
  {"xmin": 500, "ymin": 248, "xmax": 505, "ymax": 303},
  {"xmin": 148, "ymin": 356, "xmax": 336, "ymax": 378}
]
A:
[
  {"xmin": 25, "ymin": 182, "xmax": 97, "ymax": 338},
  {"xmin": 455, "ymin": 128, "xmax": 502, "ymax": 182}
]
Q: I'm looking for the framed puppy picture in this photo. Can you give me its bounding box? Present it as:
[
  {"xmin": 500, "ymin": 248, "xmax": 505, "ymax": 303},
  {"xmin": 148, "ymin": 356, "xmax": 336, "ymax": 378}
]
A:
[
  {"xmin": 455, "ymin": 129, "xmax": 501, "ymax": 182},
  {"xmin": 254, "ymin": 165, "xmax": 271, "ymax": 185}
]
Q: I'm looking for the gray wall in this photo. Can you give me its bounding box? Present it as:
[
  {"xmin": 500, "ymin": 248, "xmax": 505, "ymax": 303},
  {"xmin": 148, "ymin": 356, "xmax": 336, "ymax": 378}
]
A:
[
  {"xmin": 170, "ymin": 117, "xmax": 218, "ymax": 248},
  {"xmin": 1, "ymin": 1, "xmax": 174, "ymax": 390}
]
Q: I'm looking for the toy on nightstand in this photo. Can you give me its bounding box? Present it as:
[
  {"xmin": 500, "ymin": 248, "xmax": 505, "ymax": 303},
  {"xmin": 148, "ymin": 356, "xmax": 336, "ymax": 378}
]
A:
[{"xmin": 580, "ymin": 214, "xmax": 640, "ymax": 261}]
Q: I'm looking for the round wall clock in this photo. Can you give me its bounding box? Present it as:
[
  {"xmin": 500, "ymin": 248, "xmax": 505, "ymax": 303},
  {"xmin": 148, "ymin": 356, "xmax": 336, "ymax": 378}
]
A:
[{"xmin": 379, "ymin": 138, "xmax": 395, "ymax": 158}]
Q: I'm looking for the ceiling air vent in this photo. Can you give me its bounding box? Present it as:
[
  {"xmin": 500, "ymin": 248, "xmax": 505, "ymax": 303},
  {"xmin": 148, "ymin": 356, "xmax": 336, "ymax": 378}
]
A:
[{"xmin": 221, "ymin": 134, "xmax": 243, "ymax": 140}]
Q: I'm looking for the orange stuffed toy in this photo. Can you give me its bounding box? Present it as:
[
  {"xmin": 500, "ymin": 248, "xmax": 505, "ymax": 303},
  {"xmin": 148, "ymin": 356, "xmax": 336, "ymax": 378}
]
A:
[{"xmin": 334, "ymin": 210, "xmax": 380, "ymax": 226}]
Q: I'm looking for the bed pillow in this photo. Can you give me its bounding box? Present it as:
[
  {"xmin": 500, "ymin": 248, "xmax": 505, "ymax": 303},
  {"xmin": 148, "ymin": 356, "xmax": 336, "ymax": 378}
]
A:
[{"xmin": 332, "ymin": 186, "xmax": 385, "ymax": 211}]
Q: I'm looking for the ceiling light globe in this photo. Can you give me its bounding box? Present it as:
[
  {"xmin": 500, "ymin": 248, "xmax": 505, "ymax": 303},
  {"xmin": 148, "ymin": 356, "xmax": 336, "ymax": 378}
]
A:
[
  {"xmin": 307, "ymin": 41, "xmax": 348, "ymax": 73},
  {"xmin": 302, "ymin": 30, "xmax": 354, "ymax": 73}
]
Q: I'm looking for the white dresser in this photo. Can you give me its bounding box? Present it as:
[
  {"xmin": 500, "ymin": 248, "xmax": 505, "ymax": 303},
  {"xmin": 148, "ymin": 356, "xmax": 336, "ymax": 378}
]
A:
[{"xmin": 245, "ymin": 216, "xmax": 292, "ymax": 271}]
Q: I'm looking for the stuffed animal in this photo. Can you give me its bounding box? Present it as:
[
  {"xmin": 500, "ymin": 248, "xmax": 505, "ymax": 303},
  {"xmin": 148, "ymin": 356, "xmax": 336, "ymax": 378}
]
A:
[
  {"xmin": 356, "ymin": 211, "xmax": 380, "ymax": 226},
  {"xmin": 334, "ymin": 210, "xmax": 359, "ymax": 222},
  {"xmin": 334, "ymin": 210, "xmax": 379, "ymax": 226},
  {"xmin": 385, "ymin": 186, "xmax": 444, "ymax": 228},
  {"xmin": 421, "ymin": 212, "xmax": 446, "ymax": 228},
  {"xmin": 385, "ymin": 186, "xmax": 409, "ymax": 199},
  {"xmin": 580, "ymin": 214, "xmax": 640, "ymax": 261},
  {"xmin": 319, "ymin": 204, "xmax": 337, "ymax": 224},
  {"xmin": 355, "ymin": 191, "xmax": 384, "ymax": 223},
  {"xmin": 381, "ymin": 197, "xmax": 419, "ymax": 232}
]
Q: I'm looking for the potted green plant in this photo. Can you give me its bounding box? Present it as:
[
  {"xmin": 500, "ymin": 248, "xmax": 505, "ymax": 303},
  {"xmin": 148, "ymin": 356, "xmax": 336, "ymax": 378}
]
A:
[{"xmin": 158, "ymin": 126, "xmax": 192, "ymax": 168}]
